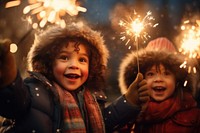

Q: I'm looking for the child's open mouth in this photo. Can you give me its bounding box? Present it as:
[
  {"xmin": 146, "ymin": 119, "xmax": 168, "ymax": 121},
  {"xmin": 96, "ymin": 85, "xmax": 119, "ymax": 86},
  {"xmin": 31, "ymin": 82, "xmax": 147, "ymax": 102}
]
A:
[
  {"xmin": 65, "ymin": 74, "xmax": 80, "ymax": 79},
  {"xmin": 152, "ymin": 86, "xmax": 166, "ymax": 92}
]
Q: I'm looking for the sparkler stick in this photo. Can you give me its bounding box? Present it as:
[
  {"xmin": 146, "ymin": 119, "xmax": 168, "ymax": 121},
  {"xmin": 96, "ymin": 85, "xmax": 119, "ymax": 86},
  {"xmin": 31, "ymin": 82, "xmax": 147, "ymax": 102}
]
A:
[
  {"xmin": 135, "ymin": 36, "xmax": 140, "ymax": 72},
  {"xmin": 5, "ymin": 0, "xmax": 87, "ymax": 29},
  {"xmin": 119, "ymin": 10, "xmax": 158, "ymax": 72}
]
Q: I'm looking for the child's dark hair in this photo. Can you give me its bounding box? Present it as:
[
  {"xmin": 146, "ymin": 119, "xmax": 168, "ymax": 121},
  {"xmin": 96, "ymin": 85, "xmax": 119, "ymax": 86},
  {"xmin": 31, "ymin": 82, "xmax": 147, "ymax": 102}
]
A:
[
  {"xmin": 27, "ymin": 22, "xmax": 109, "ymax": 90},
  {"xmin": 121, "ymin": 50, "xmax": 195, "ymax": 95}
]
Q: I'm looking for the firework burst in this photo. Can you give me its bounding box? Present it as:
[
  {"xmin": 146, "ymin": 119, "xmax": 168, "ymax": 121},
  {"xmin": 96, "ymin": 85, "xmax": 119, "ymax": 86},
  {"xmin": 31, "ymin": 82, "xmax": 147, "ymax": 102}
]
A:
[
  {"xmin": 5, "ymin": 0, "xmax": 87, "ymax": 29},
  {"xmin": 179, "ymin": 20, "xmax": 200, "ymax": 74}
]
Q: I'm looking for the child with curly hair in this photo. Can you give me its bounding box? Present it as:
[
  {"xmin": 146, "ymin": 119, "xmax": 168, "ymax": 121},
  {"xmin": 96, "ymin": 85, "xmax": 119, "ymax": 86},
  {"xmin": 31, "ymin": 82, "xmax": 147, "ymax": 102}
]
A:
[{"xmin": 0, "ymin": 22, "xmax": 149, "ymax": 133}]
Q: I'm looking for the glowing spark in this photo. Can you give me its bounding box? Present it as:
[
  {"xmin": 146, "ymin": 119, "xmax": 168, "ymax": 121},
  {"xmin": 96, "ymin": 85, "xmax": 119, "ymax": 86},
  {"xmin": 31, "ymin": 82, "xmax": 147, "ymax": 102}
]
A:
[
  {"xmin": 184, "ymin": 80, "xmax": 188, "ymax": 87},
  {"xmin": 179, "ymin": 20, "xmax": 200, "ymax": 73},
  {"xmin": 5, "ymin": 1, "xmax": 21, "ymax": 8},
  {"xmin": 5, "ymin": 0, "xmax": 87, "ymax": 29},
  {"xmin": 119, "ymin": 10, "xmax": 158, "ymax": 49},
  {"xmin": 119, "ymin": 10, "xmax": 158, "ymax": 72},
  {"xmin": 10, "ymin": 43, "xmax": 18, "ymax": 53}
]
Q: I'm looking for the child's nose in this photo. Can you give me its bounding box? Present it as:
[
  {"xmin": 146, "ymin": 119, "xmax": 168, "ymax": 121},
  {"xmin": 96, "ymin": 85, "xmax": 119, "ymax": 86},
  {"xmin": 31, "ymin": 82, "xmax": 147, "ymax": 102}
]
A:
[
  {"xmin": 68, "ymin": 60, "xmax": 79, "ymax": 69},
  {"xmin": 153, "ymin": 73, "xmax": 163, "ymax": 82}
]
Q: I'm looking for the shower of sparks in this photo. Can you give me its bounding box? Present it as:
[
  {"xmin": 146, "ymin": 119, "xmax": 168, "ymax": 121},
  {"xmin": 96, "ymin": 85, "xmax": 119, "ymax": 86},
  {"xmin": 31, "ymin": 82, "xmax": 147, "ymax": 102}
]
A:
[
  {"xmin": 118, "ymin": 10, "xmax": 158, "ymax": 72},
  {"xmin": 5, "ymin": 0, "xmax": 87, "ymax": 29},
  {"xmin": 179, "ymin": 20, "xmax": 200, "ymax": 74},
  {"xmin": 119, "ymin": 10, "xmax": 158, "ymax": 49}
]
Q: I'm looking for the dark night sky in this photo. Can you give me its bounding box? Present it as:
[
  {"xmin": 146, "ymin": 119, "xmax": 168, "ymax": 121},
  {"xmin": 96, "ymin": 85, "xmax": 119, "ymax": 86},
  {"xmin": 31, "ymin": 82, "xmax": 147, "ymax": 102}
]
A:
[{"xmin": 0, "ymin": 0, "xmax": 200, "ymax": 101}]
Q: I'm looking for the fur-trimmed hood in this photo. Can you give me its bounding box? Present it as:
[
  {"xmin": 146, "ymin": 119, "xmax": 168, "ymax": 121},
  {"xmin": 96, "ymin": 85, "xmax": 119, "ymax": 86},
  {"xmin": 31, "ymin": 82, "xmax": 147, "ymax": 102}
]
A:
[
  {"xmin": 27, "ymin": 22, "xmax": 109, "ymax": 71},
  {"xmin": 118, "ymin": 48, "xmax": 198, "ymax": 98},
  {"xmin": 27, "ymin": 22, "xmax": 109, "ymax": 90}
]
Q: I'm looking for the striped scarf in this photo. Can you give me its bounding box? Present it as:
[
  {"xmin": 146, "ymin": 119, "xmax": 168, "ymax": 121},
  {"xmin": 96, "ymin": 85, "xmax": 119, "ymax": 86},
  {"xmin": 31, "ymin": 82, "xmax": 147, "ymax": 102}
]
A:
[{"xmin": 62, "ymin": 88, "xmax": 105, "ymax": 133}]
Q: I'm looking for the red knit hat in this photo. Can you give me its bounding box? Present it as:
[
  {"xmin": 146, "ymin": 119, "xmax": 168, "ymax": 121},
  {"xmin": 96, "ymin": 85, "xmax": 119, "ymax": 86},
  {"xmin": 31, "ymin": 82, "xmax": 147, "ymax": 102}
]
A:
[{"xmin": 146, "ymin": 37, "xmax": 177, "ymax": 52}]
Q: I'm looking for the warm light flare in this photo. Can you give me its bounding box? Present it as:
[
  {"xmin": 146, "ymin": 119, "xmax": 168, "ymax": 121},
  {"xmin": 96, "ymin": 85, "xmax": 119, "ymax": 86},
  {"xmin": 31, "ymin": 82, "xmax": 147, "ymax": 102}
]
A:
[
  {"xmin": 10, "ymin": 43, "xmax": 18, "ymax": 53},
  {"xmin": 179, "ymin": 20, "xmax": 200, "ymax": 57},
  {"xmin": 6, "ymin": 0, "xmax": 87, "ymax": 29},
  {"xmin": 119, "ymin": 10, "xmax": 158, "ymax": 72},
  {"xmin": 119, "ymin": 11, "xmax": 158, "ymax": 49},
  {"xmin": 184, "ymin": 80, "xmax": 188, "ymax": 87},
  {"xmin": 5, "ymin": 1, "xmax": 21, "ymax": 8},
  {"xmin": 179, "ymin": 20, "xmax": 200, "ymax": 74},
  {"xmin": 130, "ymin": 19, "xmax": 144, "ymax": 36}
]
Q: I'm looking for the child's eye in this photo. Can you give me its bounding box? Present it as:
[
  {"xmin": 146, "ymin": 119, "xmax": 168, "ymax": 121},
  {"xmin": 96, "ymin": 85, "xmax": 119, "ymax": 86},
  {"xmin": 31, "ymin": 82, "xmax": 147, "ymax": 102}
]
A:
[
  {"xmin": 58, "ymin": 55, "xmax": 68, "ymax": 60},
  {"xmin": 145, "ymin": 71, "xmax": 155, "ymax": 78},
  {"xmin": 163, "ymin": 70, "xmax": 172, "ymax": 76},
  {"xmin": 79, "ymin": 57, "xmax": 88, "ymax": 63}
]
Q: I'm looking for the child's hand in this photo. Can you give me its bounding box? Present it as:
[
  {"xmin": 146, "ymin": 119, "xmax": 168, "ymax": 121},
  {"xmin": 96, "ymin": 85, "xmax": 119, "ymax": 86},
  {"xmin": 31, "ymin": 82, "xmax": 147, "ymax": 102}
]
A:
[
  {"xmin": 0, "ymin": 39, "xmax": 17, "ymax": 88},
  {"xmin": 125, "ymin": 73, "xmax": 149, "ymax": 106}
]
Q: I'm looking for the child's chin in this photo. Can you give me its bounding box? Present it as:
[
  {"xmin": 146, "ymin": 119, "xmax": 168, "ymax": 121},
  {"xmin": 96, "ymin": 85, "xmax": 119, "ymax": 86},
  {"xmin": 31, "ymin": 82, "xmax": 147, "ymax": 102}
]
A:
[{"xmin": 151, "ymin": 96, "xmax": 166, "ymax": 102}]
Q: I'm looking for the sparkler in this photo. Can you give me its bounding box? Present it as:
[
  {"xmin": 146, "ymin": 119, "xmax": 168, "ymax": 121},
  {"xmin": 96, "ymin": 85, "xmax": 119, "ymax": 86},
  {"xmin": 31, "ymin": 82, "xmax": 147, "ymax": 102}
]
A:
[
  {"xmin": 179, "ymin": 20, "xmax": 200, "ymax": 75},
  {"xmin": 119, "ymin": 10, "xmax": 158, "ymax": 72},
  {"xmin": 5, "ymin": 0, "xmax": 87, "ymax": 29}
]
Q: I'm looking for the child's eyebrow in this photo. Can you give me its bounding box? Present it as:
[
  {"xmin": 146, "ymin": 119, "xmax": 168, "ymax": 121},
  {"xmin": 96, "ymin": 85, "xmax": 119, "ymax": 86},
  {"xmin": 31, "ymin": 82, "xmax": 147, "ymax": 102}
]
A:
[
  {"xmin": 56, "ymin": 51, "xmax": 71, "ymax": 57},
  {"xmin": 79, "ymin": 53, "xmax": 89, "ymax": 57},
  {"xmin": 59, "ymin": 50, "xmax": 69, "ymax": 53},
  {"xmin": 59, "ymin": 50, "xmax": 89, "ymax": 57}
]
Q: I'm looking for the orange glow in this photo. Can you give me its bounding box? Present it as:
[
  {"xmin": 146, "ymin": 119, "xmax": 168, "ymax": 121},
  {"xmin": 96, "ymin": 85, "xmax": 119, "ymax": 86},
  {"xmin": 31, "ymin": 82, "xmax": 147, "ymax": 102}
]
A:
[{"xmin": 6, "ymin": 0, "xmax": 87, "ymax": 28}]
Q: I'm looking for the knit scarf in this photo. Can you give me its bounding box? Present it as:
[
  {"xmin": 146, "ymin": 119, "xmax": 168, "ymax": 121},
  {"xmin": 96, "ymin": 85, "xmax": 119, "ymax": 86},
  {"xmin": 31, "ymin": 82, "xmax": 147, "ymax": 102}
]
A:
[
  {"xmin": 62, "ymin": 88, "xmax": 105, "ymax": 133},
  {"xmin": 138, "ymin": 92, "xmax": 197, "ymax": 123}
]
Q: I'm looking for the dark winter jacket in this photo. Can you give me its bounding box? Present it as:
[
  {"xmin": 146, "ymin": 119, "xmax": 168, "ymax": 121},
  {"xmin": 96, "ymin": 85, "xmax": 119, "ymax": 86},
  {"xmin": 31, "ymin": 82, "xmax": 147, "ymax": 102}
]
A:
[{"xmin": 0, "ymin": 71, "xmax": 141, "ymax": 133}]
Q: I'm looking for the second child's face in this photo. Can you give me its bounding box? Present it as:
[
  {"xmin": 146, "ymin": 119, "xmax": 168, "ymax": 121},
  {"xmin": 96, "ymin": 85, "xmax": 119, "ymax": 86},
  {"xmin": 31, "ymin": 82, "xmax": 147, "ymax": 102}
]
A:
[
  {"xmin": 145, "ymin": 64, "xmax": 176, "ymax": 102},
  {"xmin": 53, "ymin": 41, "xmax": 89, "ymax": 91}
]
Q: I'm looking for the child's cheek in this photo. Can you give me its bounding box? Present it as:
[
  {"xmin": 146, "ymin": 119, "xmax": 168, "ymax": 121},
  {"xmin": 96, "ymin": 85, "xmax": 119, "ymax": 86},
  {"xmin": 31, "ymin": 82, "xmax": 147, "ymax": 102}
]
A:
[{"xmin": 146, "ymin": 79, "xmax": 154, "ymax": 96}]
